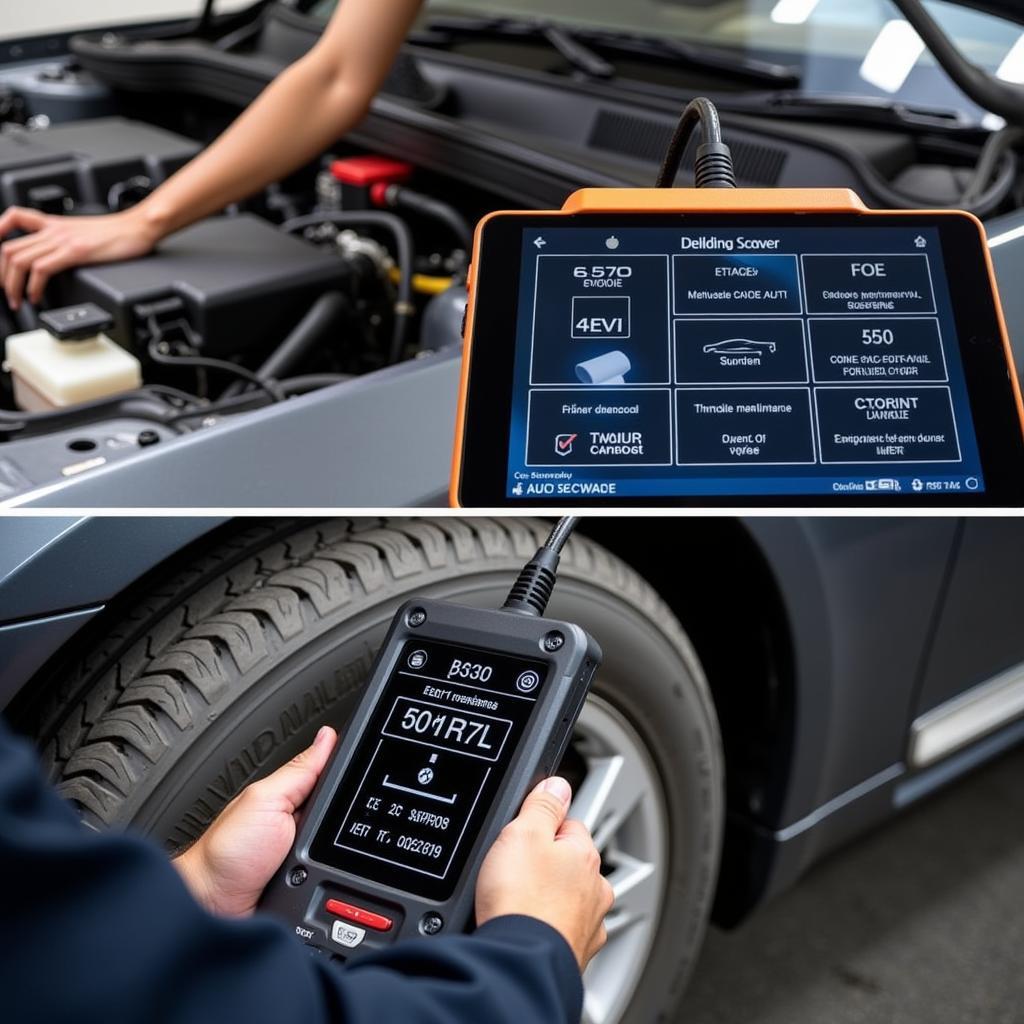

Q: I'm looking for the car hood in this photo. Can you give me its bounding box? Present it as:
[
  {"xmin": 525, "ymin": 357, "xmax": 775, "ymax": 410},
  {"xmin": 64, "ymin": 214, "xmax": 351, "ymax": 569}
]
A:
[{"xmin": 962, "ymin": 1, "xmax": 1024, "ymax": 23}]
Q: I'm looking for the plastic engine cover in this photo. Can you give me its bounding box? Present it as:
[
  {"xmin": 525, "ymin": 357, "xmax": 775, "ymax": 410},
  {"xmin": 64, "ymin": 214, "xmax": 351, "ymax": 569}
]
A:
[
  {"xmin": 0, "ymin": 116, "xmax": 199, "ymax": 211},
  {"xmin": 54, "ymin": 214, "xmax": 347, "ymax": 355}
]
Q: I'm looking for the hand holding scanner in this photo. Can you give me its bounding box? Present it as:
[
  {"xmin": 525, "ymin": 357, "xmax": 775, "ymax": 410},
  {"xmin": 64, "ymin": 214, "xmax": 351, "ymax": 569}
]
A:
[{"xmin": 260, "ymin": 518, "xmax": 600, "ymax": 958}]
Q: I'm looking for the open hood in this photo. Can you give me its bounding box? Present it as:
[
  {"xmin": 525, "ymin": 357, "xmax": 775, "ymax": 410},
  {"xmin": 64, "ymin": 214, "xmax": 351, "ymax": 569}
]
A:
[{"xmin": 958, "ymin": 1, "xmax": 1024, "ymax": 24}]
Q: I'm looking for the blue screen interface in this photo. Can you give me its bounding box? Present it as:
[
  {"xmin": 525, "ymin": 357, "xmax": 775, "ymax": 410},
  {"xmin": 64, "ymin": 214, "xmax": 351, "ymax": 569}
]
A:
[{"xmin": 505, "ymin": 224, "xmax": 985, "ymax": 499}]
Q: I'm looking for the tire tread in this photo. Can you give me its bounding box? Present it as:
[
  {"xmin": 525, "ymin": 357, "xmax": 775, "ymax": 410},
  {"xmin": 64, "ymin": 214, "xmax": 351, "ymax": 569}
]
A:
[{"xmin": 37, "ymin": 518, "xmax": 714, "ymax": 849}]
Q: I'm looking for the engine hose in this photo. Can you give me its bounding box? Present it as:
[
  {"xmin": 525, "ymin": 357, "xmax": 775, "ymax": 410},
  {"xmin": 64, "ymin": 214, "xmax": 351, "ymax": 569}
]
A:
[
  {"xmin": 282, "ymin": 211, "xmax": 415, "ymax": 365},
  {"xmin": 256, "ymin": 290, "xmax": 349, "ymax": 382},
  {"xmin": 275, "ymin": 373, "xmax": 353, "ymax": 395},
  {"xmin": 962, "ymin": 127, "xmax": 1024, "ymax": 208},
  {"xmin": 374, "ymin": 185, "xmax": 474, "ymax": 253},
  {"xmin": 890, "ymin": 0, "xmax": 1024, "ymax": 127}
]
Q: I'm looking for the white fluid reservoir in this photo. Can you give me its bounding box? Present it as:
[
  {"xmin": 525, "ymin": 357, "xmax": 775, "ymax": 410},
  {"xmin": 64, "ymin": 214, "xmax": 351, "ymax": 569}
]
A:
[{"xmin": 5, "ymin": 328, "xmax": 142, "ymax": 411}]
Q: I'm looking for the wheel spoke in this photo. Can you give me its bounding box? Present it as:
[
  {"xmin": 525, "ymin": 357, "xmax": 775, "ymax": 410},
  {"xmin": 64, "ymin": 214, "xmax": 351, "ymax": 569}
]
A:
[
  {"xmin": 572, "ymin": 696, "xmax": 670, "ymax": 1024},
  {"xmin": 570, "ymin": 752, "xmax": 646, "ymax": 852},
  {"xmin": 604, "ymin": 849, "xmax": 659, "ymax": 939}
]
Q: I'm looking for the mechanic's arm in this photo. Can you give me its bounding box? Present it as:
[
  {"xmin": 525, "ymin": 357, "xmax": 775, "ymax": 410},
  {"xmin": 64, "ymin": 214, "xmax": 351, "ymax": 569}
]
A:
[
  {"xmin": 0, "ymin": 0, "xmax": 423, "ymax": 308},
  {"xmin": 0, "ymin": 717, "xmax": 610, "ymax": 1024}
]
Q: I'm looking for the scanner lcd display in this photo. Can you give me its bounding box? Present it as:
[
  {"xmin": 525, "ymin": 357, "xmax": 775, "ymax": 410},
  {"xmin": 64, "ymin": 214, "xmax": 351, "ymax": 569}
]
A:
[
  {"xmin": 309, "ymin": 638, "xmax": 547, "ymax": 902},
  {"xmin": 508, "ymin": 223, "xmax": 980, "ymax": 499},
  {"xmin": 454, "ymin": 207, "xmax": 1024, "ymax": 506}
]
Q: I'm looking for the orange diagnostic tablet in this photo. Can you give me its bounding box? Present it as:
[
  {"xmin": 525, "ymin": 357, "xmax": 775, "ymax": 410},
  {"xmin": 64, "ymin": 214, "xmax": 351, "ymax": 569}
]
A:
[{"xmin": 452, "ymin": 188, "xmax": 1024, "ymax": 507}]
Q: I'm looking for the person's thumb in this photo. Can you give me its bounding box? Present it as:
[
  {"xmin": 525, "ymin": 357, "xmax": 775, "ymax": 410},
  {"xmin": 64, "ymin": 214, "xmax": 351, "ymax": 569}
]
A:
[
  {"xmin": 516, "ymin": 776, "xmax": 572, "ymax": 837},
  {"xmin": 258, "ymin": 726, "xmax": 337, "ymax": 811}
]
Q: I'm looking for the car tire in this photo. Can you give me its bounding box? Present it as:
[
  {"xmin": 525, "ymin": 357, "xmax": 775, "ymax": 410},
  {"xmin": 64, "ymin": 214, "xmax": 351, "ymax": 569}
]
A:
[{"xmin": 32, "ymin": 517, "xmax": 723, "ymax": 1024}]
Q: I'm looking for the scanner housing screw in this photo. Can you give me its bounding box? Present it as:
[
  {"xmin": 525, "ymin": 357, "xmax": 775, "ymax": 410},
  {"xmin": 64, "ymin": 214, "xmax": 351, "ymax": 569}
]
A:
[
  {"xmin": 407, "ymin": 608, "xmax": 427, "ymax": 627},
  {"xmin": 542, "ymin": 631, "xmax": 565, "ymax": 652},
  {"xmin": 288, "ymin": 867, "xmax": 308, "ymax": 887},
  {"xmin": 419, "ymin": 913, "xmax": 444, "ymax": 935}
]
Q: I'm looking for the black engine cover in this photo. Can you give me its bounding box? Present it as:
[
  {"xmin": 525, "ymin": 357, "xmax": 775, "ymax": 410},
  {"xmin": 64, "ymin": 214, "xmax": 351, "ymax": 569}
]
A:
[
  {"xmin": 0, "ymin": 116, "xmax": 199, "ymax": 211},
  {"xmin": 56, "ymin": 214, "xmax": 345, "ymax": 356}
]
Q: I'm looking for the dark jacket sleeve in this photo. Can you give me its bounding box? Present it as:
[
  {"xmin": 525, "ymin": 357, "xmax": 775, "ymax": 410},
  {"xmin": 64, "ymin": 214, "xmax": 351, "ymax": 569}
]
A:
[{"xmin": 0, "ymin": 718, "xmax": 583, "ymax": 1024}]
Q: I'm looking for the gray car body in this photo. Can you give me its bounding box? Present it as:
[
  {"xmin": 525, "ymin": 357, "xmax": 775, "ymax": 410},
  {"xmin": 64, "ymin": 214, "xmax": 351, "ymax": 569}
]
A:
[{"xmin": 2, "ymin": 516, "xmax": 1022, "ymax": 920}]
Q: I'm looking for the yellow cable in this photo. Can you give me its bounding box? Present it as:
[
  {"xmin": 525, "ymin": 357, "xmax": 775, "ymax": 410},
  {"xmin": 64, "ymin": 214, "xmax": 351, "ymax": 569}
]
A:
[{"xmin": 389, "ymin": 268, "xmax": 455, "ymax": 296}]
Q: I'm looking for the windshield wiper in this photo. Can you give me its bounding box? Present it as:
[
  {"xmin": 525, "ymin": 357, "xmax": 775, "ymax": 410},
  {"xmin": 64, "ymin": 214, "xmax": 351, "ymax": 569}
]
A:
[
  {"xmin": 413, "ymin": 15, "xmax": 800, "ymax": 88},
  {"xmin": 730, "ymin": 91, "xmax": 972, "ymax": 132},
  {"xmin": 581, "ymin": 29, "xmax": 800, "ymax": 87},
  {"xmin": 414, "ymin": 15, "xmax": 615, "ymax": 79},
  {"xmin": 542, "ymin": 22, "xmax": 616, "ymax": 79}
]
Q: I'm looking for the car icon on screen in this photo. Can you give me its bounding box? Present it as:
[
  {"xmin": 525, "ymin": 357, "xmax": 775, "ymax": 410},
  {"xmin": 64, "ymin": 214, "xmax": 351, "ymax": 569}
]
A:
[{"xmin": 702, "ymin": 338, "xmax": 777, "ymax": 355}]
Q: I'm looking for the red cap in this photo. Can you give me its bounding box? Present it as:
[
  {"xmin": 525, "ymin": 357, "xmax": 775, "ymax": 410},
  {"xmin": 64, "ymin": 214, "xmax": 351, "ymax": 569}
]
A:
[
  {"xmin": 329, "ymin": 155, "xmax": 413, "ymax": 187},
  {"xmin": 369, "ymin": 181, "xmax": 393, "ymax": 208}
]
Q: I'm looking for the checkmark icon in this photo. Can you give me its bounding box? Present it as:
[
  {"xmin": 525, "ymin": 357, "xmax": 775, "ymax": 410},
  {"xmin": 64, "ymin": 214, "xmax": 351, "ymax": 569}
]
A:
[{"xmin": 555, "ymin": 433, "xmax": 578, "ymax": 456}]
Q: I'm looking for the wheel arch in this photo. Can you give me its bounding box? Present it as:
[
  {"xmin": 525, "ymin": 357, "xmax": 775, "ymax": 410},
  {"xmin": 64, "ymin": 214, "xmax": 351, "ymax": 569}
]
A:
[
  {"xmin": 2, "ymin": 518, "xmax": 287, "ymax": 725},
  {"xmin": 582, "ymin": 517, "xmax": 828, "ymax": 925}
]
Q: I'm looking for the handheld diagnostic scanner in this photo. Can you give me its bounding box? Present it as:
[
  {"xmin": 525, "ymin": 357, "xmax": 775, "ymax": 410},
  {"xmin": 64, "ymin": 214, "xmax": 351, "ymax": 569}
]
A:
[
  {"xmin": 451, "ymin": 105, "xmax": 1024, "ymax": 507},
  {"xmin": 259, "ymin": 518, "xmax": 601, "ymax": 958}
]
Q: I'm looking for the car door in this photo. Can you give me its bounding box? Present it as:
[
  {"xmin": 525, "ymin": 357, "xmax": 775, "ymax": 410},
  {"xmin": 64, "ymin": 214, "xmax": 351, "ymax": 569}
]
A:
[{"xmin": 909, "ymin": 519, "xmax": 1024, "ymax": 768}]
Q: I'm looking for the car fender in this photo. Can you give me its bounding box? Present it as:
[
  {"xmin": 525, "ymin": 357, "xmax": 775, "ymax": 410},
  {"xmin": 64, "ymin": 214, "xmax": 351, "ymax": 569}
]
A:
[{"xmin": 0, "ymin": 517, "xmax": 226, "ymax": 709}]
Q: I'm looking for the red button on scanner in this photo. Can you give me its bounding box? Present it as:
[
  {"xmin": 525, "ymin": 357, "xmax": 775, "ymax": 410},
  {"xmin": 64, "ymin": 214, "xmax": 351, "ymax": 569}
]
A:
[{"xmin": 325, "ymin": 898, "xmax": 393, "ymax": 932}]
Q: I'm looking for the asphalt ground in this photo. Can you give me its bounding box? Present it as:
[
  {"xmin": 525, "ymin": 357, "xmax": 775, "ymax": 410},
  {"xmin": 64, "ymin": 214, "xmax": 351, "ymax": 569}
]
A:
[{"xmin": 677, "ymin": 745, "xmax": 1024, "ymax": 1024}]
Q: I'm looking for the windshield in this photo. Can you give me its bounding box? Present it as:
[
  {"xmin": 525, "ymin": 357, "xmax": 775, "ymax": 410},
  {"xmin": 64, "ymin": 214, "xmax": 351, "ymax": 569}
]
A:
[
  {"xmin": 4, "ymin": 0, "xmax": 253, "ymax": 41},
  {"xmin": 11, "ymin": 2, "xmax": 1023, "ymax": 126},
  {"xmin": 413, "ymin": 0, "xmax": 1024, "ymax": 126}
]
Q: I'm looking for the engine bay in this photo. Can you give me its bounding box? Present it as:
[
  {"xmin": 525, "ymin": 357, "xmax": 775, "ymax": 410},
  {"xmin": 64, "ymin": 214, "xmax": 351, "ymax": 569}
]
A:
[{"xmin": 0, "ymin": 114, "xmax": 485, "ymax": 497}]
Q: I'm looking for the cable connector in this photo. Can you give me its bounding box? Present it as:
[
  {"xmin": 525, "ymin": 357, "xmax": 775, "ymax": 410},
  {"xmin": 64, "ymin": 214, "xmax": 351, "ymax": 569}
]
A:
[
  {"xmin": 694, "ymin": 141, "xmax": 737, "ymax": 189},
  {"xmin": 501, "ymin": 517, "xmax": 579, "ymax": 617}
]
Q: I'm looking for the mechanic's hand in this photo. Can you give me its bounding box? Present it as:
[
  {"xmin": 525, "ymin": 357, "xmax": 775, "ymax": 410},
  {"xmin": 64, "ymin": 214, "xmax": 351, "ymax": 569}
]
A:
[
  {"xmin": 174, "ymin": 725, "xmax": 337, "ymax": 917},
  {"xmin": 0, "ymin": 206, "xmax": 160, "ymax": 309},
  {"xmin": 476, "ymin": 777, "xmax": 614, "ymax": 970}
]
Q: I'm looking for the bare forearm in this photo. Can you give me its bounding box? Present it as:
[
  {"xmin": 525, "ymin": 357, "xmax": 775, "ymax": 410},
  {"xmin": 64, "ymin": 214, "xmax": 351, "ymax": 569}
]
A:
[
  {"xmin": 136, "ymin": 56, "xmax": 366, "ymax": 238},
  {"xmin": 0, "ymin": 0, "xmax": 422, "ymax": 307},
  {"xmin": 135, "ymin": 0, "xmax": 423, "ymax": 238}
]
